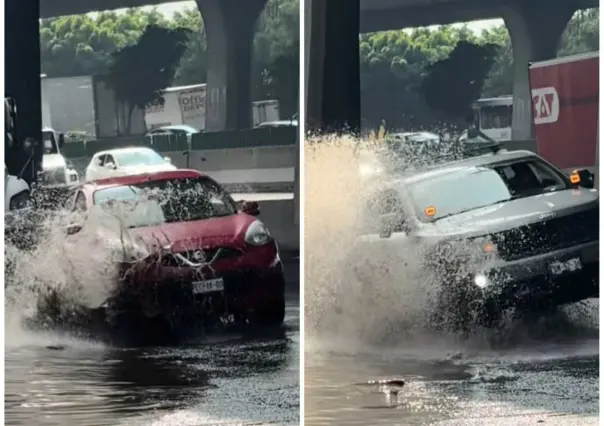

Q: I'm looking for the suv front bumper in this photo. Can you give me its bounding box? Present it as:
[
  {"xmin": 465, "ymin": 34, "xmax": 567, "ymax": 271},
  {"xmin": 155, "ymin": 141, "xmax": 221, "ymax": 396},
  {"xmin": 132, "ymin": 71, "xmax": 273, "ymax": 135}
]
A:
[{"xmin": 473, "ymin": 241, "xmax": 598, "ymax": 309}]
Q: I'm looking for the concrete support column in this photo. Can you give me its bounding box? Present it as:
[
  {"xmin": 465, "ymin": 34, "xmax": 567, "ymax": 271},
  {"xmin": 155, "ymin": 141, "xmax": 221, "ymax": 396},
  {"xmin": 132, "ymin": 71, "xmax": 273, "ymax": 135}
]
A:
[
  {"xmin": 197, "ymin": 0, "xmax": 266, "ymax": 131},
  {"xmin": 5, "ymin": 0, "xmax": 42, "ymax": 182},
  {"xmin": 306, "ymin": 0, "xmax": 361, "ymax": 135},
  {"xmin": 503, "ymin": 1, "xmax": 574, "ymax": 140}
]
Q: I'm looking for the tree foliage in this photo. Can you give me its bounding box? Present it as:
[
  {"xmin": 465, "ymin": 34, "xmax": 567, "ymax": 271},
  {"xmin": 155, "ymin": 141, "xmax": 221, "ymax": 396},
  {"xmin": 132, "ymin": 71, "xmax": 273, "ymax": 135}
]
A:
[
  {"xmin": 39, "ymin": 4, "xmax": 596, "ymax": 131},
  {"xmin": 421, "ymin": 40, "xmax": 498, "ymax": 121},
  {"xmin": 104, "ymin": 25, "xmax": 190, "ymax": 133}
]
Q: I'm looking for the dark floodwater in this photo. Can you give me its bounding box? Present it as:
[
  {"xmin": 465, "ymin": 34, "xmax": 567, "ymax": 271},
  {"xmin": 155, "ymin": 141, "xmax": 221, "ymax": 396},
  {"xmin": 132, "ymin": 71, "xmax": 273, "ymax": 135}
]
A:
[
  {"xmin": 5, "ymin": 262, "xmax": 300, "ymax": 426},
  {"xmin": 305, "ymin": 301, "xmax": 599, "ymax": 426}
]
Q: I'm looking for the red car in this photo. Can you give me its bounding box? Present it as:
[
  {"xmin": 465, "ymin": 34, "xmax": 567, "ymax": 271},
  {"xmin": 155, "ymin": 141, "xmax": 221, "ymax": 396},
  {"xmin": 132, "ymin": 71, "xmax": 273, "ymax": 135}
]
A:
[{"xmin": 59, "ymin": 169, "xmax": 286, "ymax": 339}]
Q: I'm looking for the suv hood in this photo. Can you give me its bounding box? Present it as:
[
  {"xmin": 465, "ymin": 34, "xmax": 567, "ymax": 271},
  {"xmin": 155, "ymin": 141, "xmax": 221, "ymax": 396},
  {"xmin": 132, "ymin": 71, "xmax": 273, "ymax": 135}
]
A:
[
  {"xmin": 422, "ymin": 188, "xmax": 598, "ymax": 239},
  {"xmin": 128, "ymin": 213, "xmax": 256, "ymax": 253}
]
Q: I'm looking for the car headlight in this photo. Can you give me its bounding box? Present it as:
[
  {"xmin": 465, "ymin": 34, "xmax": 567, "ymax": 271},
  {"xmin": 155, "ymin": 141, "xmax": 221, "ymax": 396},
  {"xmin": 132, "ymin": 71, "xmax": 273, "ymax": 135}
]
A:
[
  {"xmin": 244, "ymin": 220, "xmax": 273, "ymax": 246},
  {"xmin": 472, "ymin": 236, "xmax": 497, "ymax": 255}
]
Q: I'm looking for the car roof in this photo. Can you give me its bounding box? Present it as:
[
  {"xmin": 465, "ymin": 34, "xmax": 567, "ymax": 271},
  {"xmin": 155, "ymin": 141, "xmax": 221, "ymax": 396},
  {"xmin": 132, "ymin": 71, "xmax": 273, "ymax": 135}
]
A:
[
  {"xmin": 395, "ymin": 149, "xmax": 538, "ymax": 186},
  {"xmin": 93, "ymin": 146, "xmax": 158, "ymax": 157},
  {"xmin": 83, "ymin": 169, "xmax": 209, "ymax": 192}
]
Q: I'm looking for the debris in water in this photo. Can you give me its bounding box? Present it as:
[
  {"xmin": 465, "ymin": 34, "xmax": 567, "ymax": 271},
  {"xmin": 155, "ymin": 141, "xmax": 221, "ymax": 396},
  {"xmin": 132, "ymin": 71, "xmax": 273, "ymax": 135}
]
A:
[
  {"xmin": 447, "ymin": 352, "xmax": 464, "ymax": 361},
  {"xmin": 356, "ymin": 378, "xmax": 406, "ymax": 398},
  {"xmin": 46, "ymin": 345, "xmax": 65, "ymax": 351}
]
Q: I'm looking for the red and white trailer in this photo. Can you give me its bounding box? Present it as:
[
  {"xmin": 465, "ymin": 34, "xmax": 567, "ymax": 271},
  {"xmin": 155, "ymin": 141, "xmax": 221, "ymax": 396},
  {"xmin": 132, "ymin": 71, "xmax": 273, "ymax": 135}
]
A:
[{"xmin": 529, "ymin": 52, "xmax": 599, "ymax": 179}]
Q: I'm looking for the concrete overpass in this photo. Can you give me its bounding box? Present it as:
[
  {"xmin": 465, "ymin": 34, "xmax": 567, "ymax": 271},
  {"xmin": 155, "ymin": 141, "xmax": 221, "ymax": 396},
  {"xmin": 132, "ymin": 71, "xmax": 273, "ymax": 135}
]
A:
[{"xmin": 307, "ymin": 0, "xmax": 598, "ymax": 139}]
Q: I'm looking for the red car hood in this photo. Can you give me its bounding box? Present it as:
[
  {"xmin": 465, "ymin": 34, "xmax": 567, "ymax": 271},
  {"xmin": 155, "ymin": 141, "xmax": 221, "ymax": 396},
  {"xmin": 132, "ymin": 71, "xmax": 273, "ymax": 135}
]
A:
[{"xmin": 128, "ymin": 213, "xmax": 256, "ymax": 252}]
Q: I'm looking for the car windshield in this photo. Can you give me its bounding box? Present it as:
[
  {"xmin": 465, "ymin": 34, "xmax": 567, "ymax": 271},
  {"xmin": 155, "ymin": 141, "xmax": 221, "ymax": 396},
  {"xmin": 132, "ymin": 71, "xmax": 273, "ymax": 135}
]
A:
[
  {"xmin": 92, "ymin": 177, "xmax": 237, "ymax": 228},
  {"xmin": 114, "ymin": 149, "xmax": 166, "ymax": 167},
  {"xmin": 408, "ymin": 159, "xmax": 568, "ymax": 222}
]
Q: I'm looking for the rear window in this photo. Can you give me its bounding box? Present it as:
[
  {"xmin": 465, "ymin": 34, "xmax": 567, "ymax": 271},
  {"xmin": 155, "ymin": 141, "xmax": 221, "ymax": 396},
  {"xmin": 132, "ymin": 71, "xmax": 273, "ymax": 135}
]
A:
[
  {"xmin": 408, "ymin": 159, "xmax": 568, "ymax": 221},
  {"xmin": 92, "ymin": 177, "xmax": 237, "ymax": 228}
]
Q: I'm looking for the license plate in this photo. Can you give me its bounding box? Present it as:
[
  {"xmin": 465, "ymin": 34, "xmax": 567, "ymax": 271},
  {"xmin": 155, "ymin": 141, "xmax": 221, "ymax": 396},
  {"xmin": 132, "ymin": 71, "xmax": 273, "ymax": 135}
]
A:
[
  {"xmin": 548, "ymin": 257, "xmax": 582, "ymax": 276},
  {"xmin": 192, "ymin": 278, "xmax": 224, "ymax": 294}
]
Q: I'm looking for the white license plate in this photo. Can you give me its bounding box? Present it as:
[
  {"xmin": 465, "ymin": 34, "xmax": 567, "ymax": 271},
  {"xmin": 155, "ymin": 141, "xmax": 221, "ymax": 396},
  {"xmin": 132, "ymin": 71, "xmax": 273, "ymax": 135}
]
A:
[
  {"xmin": 192, "ymin": 278, "xmax": 225, "ymax": 294},
  {"xmin": 548, "ymin": 257, "xmax": 582, "ymax": 276}
]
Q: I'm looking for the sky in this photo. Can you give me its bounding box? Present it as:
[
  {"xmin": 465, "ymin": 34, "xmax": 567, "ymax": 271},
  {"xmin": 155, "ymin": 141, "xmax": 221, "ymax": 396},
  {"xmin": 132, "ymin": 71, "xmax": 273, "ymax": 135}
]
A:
[{"xmin": 119, "ymin": 1, "xmax": 504, "ymax": 33}]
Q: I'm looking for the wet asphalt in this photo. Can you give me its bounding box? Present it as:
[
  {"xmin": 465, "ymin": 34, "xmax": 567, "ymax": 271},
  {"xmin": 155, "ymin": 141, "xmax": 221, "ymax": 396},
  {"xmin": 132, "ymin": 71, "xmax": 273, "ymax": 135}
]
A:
[
  {"xmin": 305, "ymin": 301, "xmax": 599, "ymax": 426},
  {"xmin": 5, "ymin": 258, "xmax": 300, "ymax": 426}
]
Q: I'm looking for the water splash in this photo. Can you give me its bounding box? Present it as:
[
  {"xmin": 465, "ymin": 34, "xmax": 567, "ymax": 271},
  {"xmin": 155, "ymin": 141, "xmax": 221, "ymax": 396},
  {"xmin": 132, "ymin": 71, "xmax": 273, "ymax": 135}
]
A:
[{"xmin": 304, "ymin": 134, "xmax": 598, "ymax": 353}]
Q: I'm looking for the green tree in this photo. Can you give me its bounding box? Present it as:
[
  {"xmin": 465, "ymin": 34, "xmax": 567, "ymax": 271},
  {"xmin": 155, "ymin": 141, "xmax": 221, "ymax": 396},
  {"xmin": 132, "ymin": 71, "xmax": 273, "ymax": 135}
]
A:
[
  {"xmin": 104, "ymin": 25, "xmax": 190, "ymax": 134},
  {"xmin": 253, "ymin": 0, "xmax": 300, "ymax": 117},
  {"xmin": 421, "ymin": 40, "xmax": 498, "ymax": 123},
  {"xmin": 39, "ymin": 1, "xmax": 300, "ymax": 120},
  {"xmin": 40, "ymin": 10, "xmax": 169, "ymax": 77},
  {"xmin": 358, "ymin": 8, "xmax": 598, "ymax": 130}
]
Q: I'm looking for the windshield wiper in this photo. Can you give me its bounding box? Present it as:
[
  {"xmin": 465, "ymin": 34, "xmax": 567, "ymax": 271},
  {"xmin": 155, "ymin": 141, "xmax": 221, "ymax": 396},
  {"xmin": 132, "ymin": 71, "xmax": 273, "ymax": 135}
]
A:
[{"xmin": 432, "ymin": 196, "xmax": 521, "ymax": 222}]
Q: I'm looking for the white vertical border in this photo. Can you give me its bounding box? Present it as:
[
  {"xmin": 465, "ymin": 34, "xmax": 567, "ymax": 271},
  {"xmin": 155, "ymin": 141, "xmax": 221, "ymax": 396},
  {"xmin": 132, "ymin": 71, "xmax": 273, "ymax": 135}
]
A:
[
  {"xmin": 0, "ymin": 0, "xmax": 6, "ymax": 418},
  {"xmin": 298, "ymin": 0, "xmax": 306, "ymax": 423},
  {"xmin": 599, "ymin": 3, "xmax": 603, "ymax": 420}
]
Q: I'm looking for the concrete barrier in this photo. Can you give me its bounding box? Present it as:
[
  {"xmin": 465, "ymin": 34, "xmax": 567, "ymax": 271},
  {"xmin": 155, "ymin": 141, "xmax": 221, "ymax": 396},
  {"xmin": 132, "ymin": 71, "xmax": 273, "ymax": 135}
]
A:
[
  {"xmin": 164, "ymin": 145, "xmax": 296, "ymax": 193},
  {"xmin": 63, "ymin": 129, "xmax": 298, "ymax": 193}
]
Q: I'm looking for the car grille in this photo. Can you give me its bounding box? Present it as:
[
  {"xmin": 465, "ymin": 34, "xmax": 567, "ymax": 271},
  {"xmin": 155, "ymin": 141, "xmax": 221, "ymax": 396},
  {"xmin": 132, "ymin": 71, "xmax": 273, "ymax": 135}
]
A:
[
  {"xmin": 161, "ymin": 246, "xmax": 243, "ymax": 266},
  {"xmin": 491, "ymin": 208, "xmax": 598, "ymax": 261}
]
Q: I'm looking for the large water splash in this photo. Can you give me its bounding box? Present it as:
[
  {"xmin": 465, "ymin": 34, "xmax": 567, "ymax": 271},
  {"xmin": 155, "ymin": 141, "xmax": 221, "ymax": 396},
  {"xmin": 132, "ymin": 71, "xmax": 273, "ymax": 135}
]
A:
[
  {"xmin": 304, "ymin": 134, "xmax": 598, "ymax": 352},
  {"xmin": 304, "ymin": 136, "xmax": 440, "ymax": 343},
  {"xmin": 5, "ymin": 201, "xmax": 160, "ymax": 345}
]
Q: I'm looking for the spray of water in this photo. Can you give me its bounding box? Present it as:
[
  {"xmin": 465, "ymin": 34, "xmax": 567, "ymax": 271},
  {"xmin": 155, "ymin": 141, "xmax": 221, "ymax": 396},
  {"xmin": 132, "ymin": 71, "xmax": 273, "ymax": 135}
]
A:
[
  {"xmin": 304, "ymin": 134, "xmax": 598, "ymax": 354},
  {"xmin": 304, "ymin": 135, "xmax": 440, "ymax": 345},
  {"xmin": 5, "ymin": 198, "xmax": 164, "ymax": 346}
]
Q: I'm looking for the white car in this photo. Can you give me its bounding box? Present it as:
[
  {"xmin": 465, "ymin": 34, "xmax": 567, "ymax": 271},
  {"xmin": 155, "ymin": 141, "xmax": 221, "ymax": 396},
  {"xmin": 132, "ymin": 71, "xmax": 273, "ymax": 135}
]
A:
[
  {"xmin": 85, "ymin": 147, "xmax": 177, "ymax": 182},
  {"xmin": 5, "ymin": 165, "xmax": 31, "ymax": 211}
]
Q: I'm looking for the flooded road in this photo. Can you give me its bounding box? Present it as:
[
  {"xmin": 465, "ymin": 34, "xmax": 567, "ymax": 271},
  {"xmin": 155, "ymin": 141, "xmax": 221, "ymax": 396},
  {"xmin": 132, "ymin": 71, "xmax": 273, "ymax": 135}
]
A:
[
  {"xmin": 305, "ymin": 303, "xmax": 599, "ymax": 426},
  {"xmin": 5, "ymin": 261, "xmax": 300, "ymax": 426}
]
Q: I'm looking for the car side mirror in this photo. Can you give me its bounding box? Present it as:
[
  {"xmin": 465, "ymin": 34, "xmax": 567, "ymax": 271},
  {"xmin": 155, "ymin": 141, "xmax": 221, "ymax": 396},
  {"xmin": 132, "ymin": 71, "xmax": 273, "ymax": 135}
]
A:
[
  {"xmin": 571, "ymin": 169, "xmax": 595, "ymax": 189},
  {"xmin": 239, "ymin": 200, "xmax": 260, "ymax": 216},
  {"xmin": 164, "ymin": 156, "xmax": 172, "ymax": 164},
  {"xmin": 58, "ymin": 133, "xmax": 65, "ymax": 148},
  {"xmin": 66, "ymin": 224, "xmax": 83, "ymax": 235}
]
